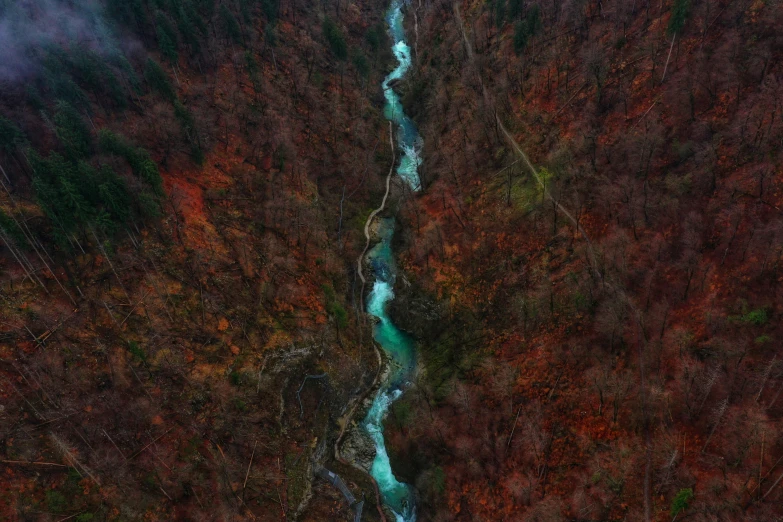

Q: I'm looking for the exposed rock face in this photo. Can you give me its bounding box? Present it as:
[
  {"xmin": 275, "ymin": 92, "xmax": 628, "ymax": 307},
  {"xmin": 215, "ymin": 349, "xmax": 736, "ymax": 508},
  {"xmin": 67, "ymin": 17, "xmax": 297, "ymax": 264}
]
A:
[
  {"xmin": 341, "ymin": 424, "xmax": 377, "ymax": 473},
  {"xmin": 339, "ymin": 347, "xmax": 396, "ymax": 473},
  {"xmin": 387, "ymin": 276, "xmax": 446, "ymax": 341}
]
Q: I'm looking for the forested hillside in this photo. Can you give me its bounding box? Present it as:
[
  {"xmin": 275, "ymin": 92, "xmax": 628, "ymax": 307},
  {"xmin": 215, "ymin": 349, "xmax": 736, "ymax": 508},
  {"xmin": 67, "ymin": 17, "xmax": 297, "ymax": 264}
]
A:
[
  {"xmin": 5, "ymin": 0, "xmax": 783, "ymax": 521},
  {"xmin": 0, "ymin": 0, "xmax": 396, "ymax": 520},
  {"xmin": 384, "ymin": 0, "xmax": 783, "ymax": 520}
]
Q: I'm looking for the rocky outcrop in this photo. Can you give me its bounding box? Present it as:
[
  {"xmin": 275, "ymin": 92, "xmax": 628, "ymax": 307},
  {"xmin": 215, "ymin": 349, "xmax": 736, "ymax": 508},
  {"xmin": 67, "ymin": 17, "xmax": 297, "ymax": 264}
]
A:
[
  {"xmin": 340, "ymin": 425, "xmax": 377, "ymax": 473},
  {"xmin": 387, "ymin": 275, "xmax": 446, "ymax": 342}
]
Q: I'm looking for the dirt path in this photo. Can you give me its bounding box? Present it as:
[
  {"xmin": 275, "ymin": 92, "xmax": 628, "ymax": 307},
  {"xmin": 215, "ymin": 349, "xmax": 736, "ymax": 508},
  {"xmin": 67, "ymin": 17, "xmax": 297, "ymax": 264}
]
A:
[{"xmin": 357, "ymin": 121, "xmax": 396, "ymax": 296}]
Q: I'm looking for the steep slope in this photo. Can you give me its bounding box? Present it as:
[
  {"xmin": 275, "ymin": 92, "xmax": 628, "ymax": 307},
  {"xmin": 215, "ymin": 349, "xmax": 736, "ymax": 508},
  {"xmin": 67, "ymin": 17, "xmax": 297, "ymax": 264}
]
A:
[
  {"xmin": 385, "ymin": 0, "xmax": 783, "ymax": 520},
  {"xmin": 0, "ymin": 0, "xmax": 396, "ymax": 520}
]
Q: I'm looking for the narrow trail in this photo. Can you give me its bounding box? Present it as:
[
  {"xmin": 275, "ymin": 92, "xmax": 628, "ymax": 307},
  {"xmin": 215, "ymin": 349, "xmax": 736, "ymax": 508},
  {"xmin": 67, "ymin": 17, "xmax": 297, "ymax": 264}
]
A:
[
  {"xmin": 316, "ymin": 468, "xmax": 365, "ymax": 522},
  {"xmin": 357, "ymin": 121, "xmax": 396, "ymax": 303},
  {"xmin": 354, "ymin": 3, "xmax": 423, "ymax": 519},
  {"xmin": 332, "ymin": 339, "xmax": 388, "ymax": 522},
  {"xmin": 453, "ymin": 2, "xmax": 600, "ymax": 281},
  {"xmin": 334, "ymin": 118, "xmax": 397, "ymax": 522},
  {"xmin": 452, "ymin": 4, "xmax": 653, "ymax": 517}
]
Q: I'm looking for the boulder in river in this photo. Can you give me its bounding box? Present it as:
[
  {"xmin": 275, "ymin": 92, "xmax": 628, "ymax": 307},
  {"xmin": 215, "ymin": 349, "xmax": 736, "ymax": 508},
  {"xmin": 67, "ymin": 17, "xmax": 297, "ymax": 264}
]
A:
[{"xmin": 385, "ymin": 78, "xmax": 403, "ymax": 91}]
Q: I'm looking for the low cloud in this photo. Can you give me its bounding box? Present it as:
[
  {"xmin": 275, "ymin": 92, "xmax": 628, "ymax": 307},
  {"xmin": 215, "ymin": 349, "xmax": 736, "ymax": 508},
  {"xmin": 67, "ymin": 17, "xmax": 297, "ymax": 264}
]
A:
[{"xmin": 0, "ymin": 0, "xmax": 121, "ymax": 82}]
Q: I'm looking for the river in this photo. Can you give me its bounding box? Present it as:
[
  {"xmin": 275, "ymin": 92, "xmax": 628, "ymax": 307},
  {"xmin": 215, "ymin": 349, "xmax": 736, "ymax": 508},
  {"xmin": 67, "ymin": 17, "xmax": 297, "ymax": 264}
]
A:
[{"xmin": 361, "ymin": 1, "xmax": 422, "ymax": 521}]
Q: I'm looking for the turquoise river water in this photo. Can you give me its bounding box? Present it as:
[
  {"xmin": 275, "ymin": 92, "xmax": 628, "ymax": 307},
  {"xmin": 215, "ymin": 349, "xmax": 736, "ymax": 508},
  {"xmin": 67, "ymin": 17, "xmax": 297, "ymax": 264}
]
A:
[{"xmin": 361, "ymin": 1, "xmax": 422, "ymax": 521}]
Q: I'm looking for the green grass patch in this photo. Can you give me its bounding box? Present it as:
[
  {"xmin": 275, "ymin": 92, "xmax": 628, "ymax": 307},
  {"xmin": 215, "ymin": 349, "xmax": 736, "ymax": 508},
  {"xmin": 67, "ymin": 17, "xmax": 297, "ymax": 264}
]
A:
[
  {"xmin": 740, "ymin": 308, "xmax": 768, "ymax": 326},
  {"xmin": 127, "ymin": 341, "xmax": 146, "ymax": 362}
]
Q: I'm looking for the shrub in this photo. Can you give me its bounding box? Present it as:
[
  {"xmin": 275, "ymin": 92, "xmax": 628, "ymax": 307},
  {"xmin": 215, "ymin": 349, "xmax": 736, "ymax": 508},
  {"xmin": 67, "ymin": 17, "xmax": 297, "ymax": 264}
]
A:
[
  {"xmin": 741, "ymin": 308, "xmax": 768, "ymax": 326},
  {"xmin": 128, "ymin": 341, "xmax": 146, "ymax": 362},
  {"xmin": 45, "ymin": 490, "xmax": 68, "ymax": 513},
  {"xmin": 670, "ymin": 488, "xmax": 693, "ymax": 517}
]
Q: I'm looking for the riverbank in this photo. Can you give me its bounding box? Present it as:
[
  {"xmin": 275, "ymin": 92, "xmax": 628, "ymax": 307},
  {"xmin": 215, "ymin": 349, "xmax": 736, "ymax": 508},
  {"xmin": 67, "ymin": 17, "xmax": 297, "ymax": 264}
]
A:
[
  {"xmin": 355, "ymin": 1, "xmax": 425, "ymax": 520},
  {"xmin": 337, "ymin": 210, "xmax": 416, "ymax": 522}
]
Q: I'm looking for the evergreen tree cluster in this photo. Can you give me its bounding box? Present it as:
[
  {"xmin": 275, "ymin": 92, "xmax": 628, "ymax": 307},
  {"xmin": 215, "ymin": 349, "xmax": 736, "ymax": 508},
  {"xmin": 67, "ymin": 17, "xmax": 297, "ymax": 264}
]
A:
[
  {"xmin": 323, "ymin": 18, "xmax": 348, "ymax": 60},
  {"xmin": 25, "ymin": 107, "xmax": 162, "ymax": 242},
  {"xmin": 105, "ymin": 0, "xmax": 284, "ymax": 65},
  {"xmin": 513, "ymin": 4, "xmax": 541, "ymax": 55},
  {"xmin": 0, "ymin": 101, "xmax": 161, "ymax": 246},
  {"xmin": 0, "ymin": 0, "xmax": 379, "ymax": 248},
  {"xmin": 0, "ymin": 0, "xmax": 290, "ymax": 248},
  {"xmin": 485, "ymin": 0, "xmax": 542, "ymax": 56},
  {"xmin": 30, "ymin": 151, "xmax": 132, "ymax": 236}
]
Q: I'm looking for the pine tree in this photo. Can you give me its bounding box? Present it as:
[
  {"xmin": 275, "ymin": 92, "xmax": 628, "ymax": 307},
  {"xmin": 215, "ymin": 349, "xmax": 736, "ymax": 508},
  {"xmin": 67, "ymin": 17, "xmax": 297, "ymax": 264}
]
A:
[
  {"xmin": 54, "ymin": 101, "xmax": 92, "ymax": 159},
  {"xmin": 71, "ymin": 47, "xmax": 126, "ymax": 108},
  {"xmin": 0, "ymin": 117, "xmax": 26, "ymax": 153},
  {"xmin": 352, "ymin": 50, "xmax": 370, "ymax": 79},
  {"xmin": 144, "ymin": 59, "xmax": 176, "ymax": 101},
  {"xmin": 220, "ymin": 5, "xmax": 243, "ymax": 44},
  {"xmin": 323, "ymin": 18, "xmax": 348, "ymax": 60},
  {"xmin": 239, "ymin": 0, "xmax": 254, "ymax": 24},
  {"xmin": 98, "ymin": 130, "xmax": 164, "ymax": 195},
  {"xmin": 514, "ymin": 20, "xmax": 529, "ymax": 55},
  {"xmin": 245, "ymin": 51, "xmax": 261, "ymax": 92},
  {"xmin": 174, "ymin": 100, "xmax": 203, "ymax": 164},
  {"xmin": 45, "ymin": 71, "xmax": 89, "ymax": 111},
  {"xmin": 32, "ymin": 175, "xmax": 68, "ymax": 229},
  {"xmin": 97, "ymin": 166, "xmax": 132, "ymax": 223},
  {"xmin": 111, "ymin": 53, "xmax": 143, "ymax": 95},
  {"xmin": 156, "ymin": 12, "xmax": 180, "ymax": 63},
  {"xmin": 106, "ymin": 0, "xmax": 145, "ymax": 30},
  {"xmin": 668, "ymin": 0, "xmax": 691, "ymax": 36},
  {"xmin": 494, "ymin": 0, "xmax": 506, "ymax": 27},
  {"xmin": 58, "ymin": 176, "xmax": 92, "ymax": 225},
  {"xmin": 508, "ymin": 0, "xmax": 522, "ymax": 20},
  {"xmin": 176, "ymin": 5, "xmax": 202, "ymax": 56},
  {"xmin": 261, "ymin": 0, "xmax": 278, "ymax": 23},
  {"xmin": 526, "ymin": 4, "xmax": 541, "ymax": 36},
  {"xmin": 366, "ymin": 24, "xmax": 383, "ymax": 56}
]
